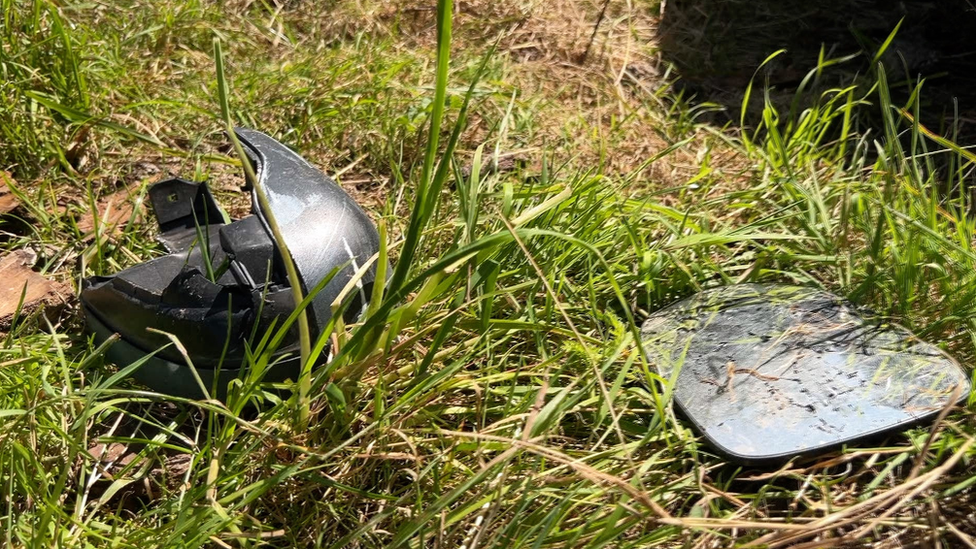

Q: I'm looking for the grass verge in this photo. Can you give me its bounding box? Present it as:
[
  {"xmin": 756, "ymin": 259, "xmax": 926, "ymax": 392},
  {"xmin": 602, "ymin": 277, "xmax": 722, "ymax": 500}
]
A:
[{"xmin": 2, "ymin": 0, "xmax": 976, "ymax": 547}]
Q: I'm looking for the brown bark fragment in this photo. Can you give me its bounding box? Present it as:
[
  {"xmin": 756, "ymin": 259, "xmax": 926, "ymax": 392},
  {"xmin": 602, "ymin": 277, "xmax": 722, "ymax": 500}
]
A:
[
  {"xmin": 0, "ymin": 171, "xmax": 20, "ymax": 215},
  {"xmin": 0, "ymin": 249, "xmax": 71, "ymax": 328},
  {"xmin": 75, "ymin": 188, "xmax": 142, "ymax": 239}
]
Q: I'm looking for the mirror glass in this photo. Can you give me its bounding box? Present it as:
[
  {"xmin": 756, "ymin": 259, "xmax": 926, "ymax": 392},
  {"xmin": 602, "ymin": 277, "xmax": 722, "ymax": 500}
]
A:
[{"xmin": 641, "ymin": 284, "xmax": 970, "ymax": 465}]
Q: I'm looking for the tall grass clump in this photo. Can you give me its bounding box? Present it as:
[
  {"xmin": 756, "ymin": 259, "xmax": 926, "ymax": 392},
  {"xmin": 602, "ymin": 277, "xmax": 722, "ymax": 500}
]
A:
[
  {"xmin": 0, "ymin": 0, "xmax": 91, "ymax": 175},
  {"xmin": 734, "ymin": 55, "xmax": 976, "ymax": 358}
]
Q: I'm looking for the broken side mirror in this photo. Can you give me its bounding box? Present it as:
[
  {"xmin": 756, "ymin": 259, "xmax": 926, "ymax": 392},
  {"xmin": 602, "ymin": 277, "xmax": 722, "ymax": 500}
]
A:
[
  {"xmin": 641, "ymin": 284, "xmax": 970, "ymax": 465},
  {"xmin": 81, "ymin": 128, "xmax": 386, "ymax": 399}
]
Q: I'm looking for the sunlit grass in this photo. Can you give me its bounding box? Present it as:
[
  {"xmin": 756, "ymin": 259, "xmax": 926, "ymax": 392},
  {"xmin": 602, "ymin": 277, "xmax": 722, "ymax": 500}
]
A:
[{"xmin": 2, "ymin": 0, "xmax": 976, "ymax": 547}]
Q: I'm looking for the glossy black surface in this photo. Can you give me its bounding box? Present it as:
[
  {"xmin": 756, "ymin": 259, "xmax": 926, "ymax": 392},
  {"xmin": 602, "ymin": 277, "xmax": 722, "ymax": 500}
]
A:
[
  {"xmin": 236, "ymin": 128, "xmax": 381, "ymax": 338},
  {"xmin": 641, "ymin": 284, "xmax": 970, "ymax": 465},
  {"xmin": 81, "ymin": 128, "xmax": 384, "ymax": 397}
]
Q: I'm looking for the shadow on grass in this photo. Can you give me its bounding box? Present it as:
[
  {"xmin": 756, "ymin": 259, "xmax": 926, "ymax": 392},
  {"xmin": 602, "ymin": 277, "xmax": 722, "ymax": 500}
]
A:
[{"xmin": 657, "ymin": 0, "xmax": 976, "ymax": 140}]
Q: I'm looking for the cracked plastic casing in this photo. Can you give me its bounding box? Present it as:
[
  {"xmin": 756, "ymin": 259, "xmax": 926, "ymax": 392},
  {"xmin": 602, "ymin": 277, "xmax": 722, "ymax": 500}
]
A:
[{"xmin": 81, "ymin": 128, "xmax": 384, "ymax": 398}]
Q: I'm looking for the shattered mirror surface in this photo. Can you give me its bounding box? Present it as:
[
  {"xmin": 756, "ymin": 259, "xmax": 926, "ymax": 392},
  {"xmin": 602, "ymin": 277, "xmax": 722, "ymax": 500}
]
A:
[{"xmin": 641, "ymin": 284, "xmax": 970, "ymax": 465}]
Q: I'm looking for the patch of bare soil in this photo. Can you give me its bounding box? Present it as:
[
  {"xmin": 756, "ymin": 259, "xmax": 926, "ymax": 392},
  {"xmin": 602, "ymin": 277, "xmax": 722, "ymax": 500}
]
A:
[
  {"xmin": 485, "ymin": 0, "xmax": 753, "ymax": 190},
  {"xmin": 362, "ymin": 0, "xmax": 746, "ymax": 189}
]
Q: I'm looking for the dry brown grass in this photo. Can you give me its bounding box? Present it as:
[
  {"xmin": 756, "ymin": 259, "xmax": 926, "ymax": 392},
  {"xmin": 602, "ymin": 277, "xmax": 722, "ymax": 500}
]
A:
[{"xmin": 314, "ymin": 0, "xmax": 751, "ymax": 192}]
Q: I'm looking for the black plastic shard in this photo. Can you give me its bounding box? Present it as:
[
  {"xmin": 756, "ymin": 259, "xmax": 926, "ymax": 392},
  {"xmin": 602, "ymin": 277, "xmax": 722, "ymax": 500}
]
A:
[
  {"xmin": 81, "ymin": 128, "xmax": 384, "ymax": 399},
  {"xmin": 641, "ymin": 284, "xmax": 970, "ymax": 465}
]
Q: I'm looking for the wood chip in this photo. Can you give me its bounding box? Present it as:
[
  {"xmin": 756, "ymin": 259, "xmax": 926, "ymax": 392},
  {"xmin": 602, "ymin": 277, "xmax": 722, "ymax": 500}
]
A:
[
  {"xmin": 89, "ymin": 442, "xmax": 129, "ymax": 463},
  {"xmin": 0, "ymin": 249, "xmax": 71, "ymax": 328},
  {"xmin": 75, "ymin": 188, "xmax": 142, "ymax": 239},
  {"xmin": 0, "ymin": 171, "xmax": 20, "ymax": 215}
]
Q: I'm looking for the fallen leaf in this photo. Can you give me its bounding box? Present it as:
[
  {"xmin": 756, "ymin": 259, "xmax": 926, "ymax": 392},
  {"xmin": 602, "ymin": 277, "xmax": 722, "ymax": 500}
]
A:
[
  {"xmin": 0, "ymin": 171, "xmax": 20, "ymax": 215},
  {"xmin": 89, "ymin": 442, "xmax": 129, "ymax": 463},
  {"xmin": 0, "ymin": 249, "xmax": 71, "ymax": 328},
  {"xmin": 76, "ymin": 187, "xmax": 143, "ymax": 239}
]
